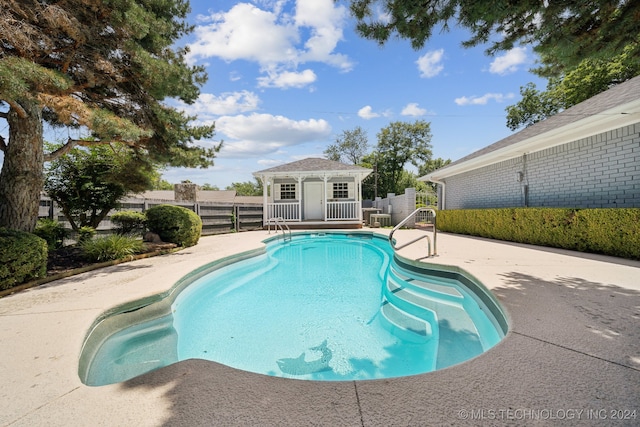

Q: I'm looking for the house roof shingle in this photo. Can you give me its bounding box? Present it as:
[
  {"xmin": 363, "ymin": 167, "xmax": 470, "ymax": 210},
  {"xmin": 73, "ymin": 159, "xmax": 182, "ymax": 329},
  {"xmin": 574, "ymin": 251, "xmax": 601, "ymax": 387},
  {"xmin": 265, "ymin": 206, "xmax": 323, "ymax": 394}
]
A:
[
  {"xmin": 254, "ymin": 157, "xmax": 372, "ymax": 174},
  {"xmin": 421, "ymin": 75, "xmax": 640, "ymax": 180}
]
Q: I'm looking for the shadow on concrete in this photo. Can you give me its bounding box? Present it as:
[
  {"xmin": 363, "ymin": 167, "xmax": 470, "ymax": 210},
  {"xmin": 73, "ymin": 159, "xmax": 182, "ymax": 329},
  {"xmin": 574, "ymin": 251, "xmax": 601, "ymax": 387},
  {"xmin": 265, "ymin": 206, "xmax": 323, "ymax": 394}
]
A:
[
  {"xmin": 121, "ymin": 359, "xmax": 362, "ymax": 426},
  {"xmin": 493, "ymin": 271, "xmax": 640, "ymax": 371}
]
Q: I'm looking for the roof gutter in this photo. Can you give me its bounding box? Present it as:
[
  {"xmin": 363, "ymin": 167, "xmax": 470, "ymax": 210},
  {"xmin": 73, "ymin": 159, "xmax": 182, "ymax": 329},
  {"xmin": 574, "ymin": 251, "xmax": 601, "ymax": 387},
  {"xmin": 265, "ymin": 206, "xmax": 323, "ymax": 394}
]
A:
[
  {"xmin": 419, "ymin": 98, "xmax": 640, "ymax": 182},
  {"xmin": 430, "ymin": 178, "xmax": 446, "ymax": 210}
]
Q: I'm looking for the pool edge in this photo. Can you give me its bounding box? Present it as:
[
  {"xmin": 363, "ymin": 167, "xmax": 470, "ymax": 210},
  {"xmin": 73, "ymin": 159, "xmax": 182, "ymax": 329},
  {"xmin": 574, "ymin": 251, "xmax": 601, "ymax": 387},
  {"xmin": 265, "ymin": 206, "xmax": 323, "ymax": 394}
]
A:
[{"xmin": 77, "ymin": 245, "xmax": 269, "ymax": 385}]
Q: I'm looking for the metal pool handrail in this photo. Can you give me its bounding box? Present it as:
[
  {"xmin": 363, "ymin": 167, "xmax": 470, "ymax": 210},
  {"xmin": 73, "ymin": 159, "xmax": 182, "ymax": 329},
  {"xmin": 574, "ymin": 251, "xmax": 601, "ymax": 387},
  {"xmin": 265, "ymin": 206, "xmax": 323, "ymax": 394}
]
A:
[
  {"xmin": 267, "ymin": 217, "xmax": 291, "ymax": 241},
  {"xmin": 388, "ymin": 208, "xmax": 437, "ymax": 258}
]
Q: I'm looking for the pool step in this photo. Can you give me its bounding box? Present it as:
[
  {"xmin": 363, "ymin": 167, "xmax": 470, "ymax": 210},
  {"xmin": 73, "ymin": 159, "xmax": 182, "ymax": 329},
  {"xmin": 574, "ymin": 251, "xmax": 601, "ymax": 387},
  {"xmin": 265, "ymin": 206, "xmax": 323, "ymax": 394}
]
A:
[
  {"xmin": 379, "ymin": 267, "xmax": 445, "ymax": 343},
  {"xmin": 379, "ymin": 298, "xmax": 438, "ymax": 343},
  {"xmin": 386, "ymin": 277, "xmax": 464, "ymax": 313},
  {"xmin": 389, "ymin": 266, "xmax": 464, "ymax": 303},
  {"xmin": 385, "ymin": 273, "xmax": 486, "ymax": 355},
  {"xmin": 387, "ymin": 279, "xmax": 435, "ymax": 314}
]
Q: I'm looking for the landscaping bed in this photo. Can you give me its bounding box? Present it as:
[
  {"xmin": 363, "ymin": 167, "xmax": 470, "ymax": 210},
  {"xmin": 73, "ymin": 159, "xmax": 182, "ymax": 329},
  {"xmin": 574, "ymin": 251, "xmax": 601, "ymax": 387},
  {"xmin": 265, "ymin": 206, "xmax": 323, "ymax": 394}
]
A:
[{"xmin": 46, "ymin": 242, "xmax": 178, "ymax": 276}]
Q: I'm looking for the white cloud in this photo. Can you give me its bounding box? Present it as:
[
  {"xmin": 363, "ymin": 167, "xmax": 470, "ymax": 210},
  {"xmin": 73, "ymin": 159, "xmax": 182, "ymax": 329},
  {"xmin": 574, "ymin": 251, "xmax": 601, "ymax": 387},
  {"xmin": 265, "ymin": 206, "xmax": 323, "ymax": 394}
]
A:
[
  {"xmin": 257, "ymin": 68, "xmax": 317, "ymax": 88},
  {"xmin": 188, "ymin": 1, "xmax": 353, "ymax": 88},
  {"xmin": 188, "ymin": 4, "xmax": 298, "ymax": 65},
  {"xmin": 295, "ymin": 0, "xmax": 353, "ymax": 71},
  {"xmin": 178, "ymin": 91, "xmax": 261, "ymax": 119},
  {"xmin": 216, "ymin": 113, "xmax": 332, "ymax": 157},
  {"xmin": 454, "ymin": 93, "xmax": 515, "ymax": 106},
  {"xmin": 358, "ymin": 105, "xmax": 380, "ymax": 119},
  {"xmin": 358, "ymin": 105, "xmax": 393, "ymax": 119},
  {"xmin": 489, "ymin": 47, "xmax": 527, "ymax": 75},
  {"xmin": 401, "ymin": 103, "xmax": 428, "ymax": 116},
  {"xmin": 416, "ymin": 49, "xmax": 444, "ymax": 78}
]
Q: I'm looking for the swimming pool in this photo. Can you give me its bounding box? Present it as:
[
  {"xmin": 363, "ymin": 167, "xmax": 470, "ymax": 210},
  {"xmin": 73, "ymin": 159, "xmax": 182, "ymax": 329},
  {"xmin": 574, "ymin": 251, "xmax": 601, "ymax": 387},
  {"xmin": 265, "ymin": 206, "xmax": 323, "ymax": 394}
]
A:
[{"xmin": 79, "ymin": 232, "xmax": 507, "ymax": 386}]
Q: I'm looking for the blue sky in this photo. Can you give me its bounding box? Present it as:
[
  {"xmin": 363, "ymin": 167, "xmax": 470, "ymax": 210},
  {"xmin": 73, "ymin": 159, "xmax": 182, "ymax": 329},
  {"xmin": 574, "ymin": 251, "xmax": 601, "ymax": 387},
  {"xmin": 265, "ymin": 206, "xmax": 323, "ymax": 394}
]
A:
[
  {"xmin": 2, "ymin": 0, "xmax": 548, "ymax": 189},
  {"xmin": 166, "ymin": 0, "xmax": 548, "ymax": 188}
]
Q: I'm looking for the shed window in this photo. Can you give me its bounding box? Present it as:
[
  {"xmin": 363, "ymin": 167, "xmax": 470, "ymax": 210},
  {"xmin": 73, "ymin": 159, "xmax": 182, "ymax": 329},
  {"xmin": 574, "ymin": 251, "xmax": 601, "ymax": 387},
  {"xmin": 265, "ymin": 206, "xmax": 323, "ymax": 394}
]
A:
[
  {"xmin": 332, "ymin": 182, "xmax": 349, "ymax": 199},
  {"xmin": 280, "ymin": 183, "xmax": 296, "ymax": 200}
]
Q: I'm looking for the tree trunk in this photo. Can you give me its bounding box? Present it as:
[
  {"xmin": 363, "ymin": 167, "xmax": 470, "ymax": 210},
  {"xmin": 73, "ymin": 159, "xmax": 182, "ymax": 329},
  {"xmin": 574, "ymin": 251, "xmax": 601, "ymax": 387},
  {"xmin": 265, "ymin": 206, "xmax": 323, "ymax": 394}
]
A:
[{"xmin": 0, "ymin": 99, "xmax": 44, "ymax": 232}]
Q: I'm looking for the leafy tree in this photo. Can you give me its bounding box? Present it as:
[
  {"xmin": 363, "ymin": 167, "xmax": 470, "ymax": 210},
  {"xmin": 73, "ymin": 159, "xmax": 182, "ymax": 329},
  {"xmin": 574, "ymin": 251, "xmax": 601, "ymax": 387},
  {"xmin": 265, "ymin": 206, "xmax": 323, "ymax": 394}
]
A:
[
  {"xmin": 45, "ymin": 144, "xmax": 155, "ymax": 231},
  {"xmin": 200, "ymin": 183, "xmax": 220, "ymax": 191},
  {"xmin": 152, "ymin": 177, "xmax": 176, "ymax": 191},
  {"xmin": 0, "ymin": 0, "xmax": 218, "ymax": 232},
  {"xmin": 374, "ymin": 120, "xmax": 433, "ymax": 195},
  {"xmin": 361, "ymin": 152, "xmax": 390, "ymax": 199},
  {"xmin": 505, "ymin": 82, "xmax": 564, "ymax": 131},
  {"xmin": 361, "ymin": 155, "xmax": 434, "ymax": 200},
  {"xmin": 418, "ymin": 158, "xmax": 452, "ymax": 178},
  {"xmin": 418, "ymin": 157, "xmax": 452, "ymax": 192},
  {"xmin": 349, "ymin": 0, "xmax": 640, "ymax": 73},
  {"xmin": 226, "ymin": 179, "xmax": 263, "ymax": 196},
  {"xmin": 506, "ymin": 45, "xmax": 640, "ymax": 129},
  {"xmin": 397, "ymin": 170, "xmax": 432, "ymax": 194},
  {"xmin": 324, "ymin": 126, "xmax": 369, "ymax": 164}
]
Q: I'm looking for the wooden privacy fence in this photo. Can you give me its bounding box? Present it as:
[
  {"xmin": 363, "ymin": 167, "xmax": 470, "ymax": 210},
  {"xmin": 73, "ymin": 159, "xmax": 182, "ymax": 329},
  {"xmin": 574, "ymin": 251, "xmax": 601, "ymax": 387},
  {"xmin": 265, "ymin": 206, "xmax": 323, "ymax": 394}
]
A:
[{"xmin": 39, "ymin": 196, "xmax": 264, "ymax": 236}]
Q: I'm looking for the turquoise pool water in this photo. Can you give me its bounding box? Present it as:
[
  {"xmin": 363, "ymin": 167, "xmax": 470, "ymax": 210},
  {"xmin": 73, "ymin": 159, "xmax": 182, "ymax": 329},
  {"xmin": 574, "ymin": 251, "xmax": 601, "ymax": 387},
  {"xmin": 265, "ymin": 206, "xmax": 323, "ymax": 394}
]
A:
[{"xmin": 80, "ymin": 232, "xmax": 507, "ymax": 385}]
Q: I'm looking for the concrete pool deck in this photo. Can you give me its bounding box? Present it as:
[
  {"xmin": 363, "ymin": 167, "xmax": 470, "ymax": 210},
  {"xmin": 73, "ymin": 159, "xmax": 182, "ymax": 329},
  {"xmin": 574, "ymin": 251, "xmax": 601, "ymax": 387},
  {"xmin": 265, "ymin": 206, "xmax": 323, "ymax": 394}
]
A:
[{"xmin": 1, "ymin": 229, "xmax": 638, "ymax": 426}]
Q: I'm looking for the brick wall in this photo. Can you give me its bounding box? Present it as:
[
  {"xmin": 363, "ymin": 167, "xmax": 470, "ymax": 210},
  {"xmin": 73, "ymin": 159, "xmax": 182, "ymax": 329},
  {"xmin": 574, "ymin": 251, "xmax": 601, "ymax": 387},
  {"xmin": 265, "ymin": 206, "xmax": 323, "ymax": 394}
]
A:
[
  {"xmin": 371, "ymin": 188, "xmax": 417, "ymax": 226},
  {"xmin": 443, "ymin": 122, "xmax": 640, "ymax": 209}
]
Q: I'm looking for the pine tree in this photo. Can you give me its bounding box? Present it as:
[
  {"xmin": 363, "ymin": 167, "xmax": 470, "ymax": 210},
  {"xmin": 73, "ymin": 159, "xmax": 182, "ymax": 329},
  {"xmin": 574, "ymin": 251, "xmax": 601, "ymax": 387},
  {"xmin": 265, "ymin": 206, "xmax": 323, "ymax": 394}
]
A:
[
  {"xmin": 350, "ymin": 0, "xmax": 640, "ymax": 73},
  {"xmin": 0, "ymin": 0, "xmax": 218, "ymax": 231}
]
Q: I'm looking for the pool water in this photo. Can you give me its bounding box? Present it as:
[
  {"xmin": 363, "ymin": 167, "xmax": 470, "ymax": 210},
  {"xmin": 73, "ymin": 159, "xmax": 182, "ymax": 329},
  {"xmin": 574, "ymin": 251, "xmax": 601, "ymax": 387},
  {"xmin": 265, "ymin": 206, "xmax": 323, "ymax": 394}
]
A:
[{"xmin": 80, "ymin": 232, "xmax": 507, "ymax": 385}]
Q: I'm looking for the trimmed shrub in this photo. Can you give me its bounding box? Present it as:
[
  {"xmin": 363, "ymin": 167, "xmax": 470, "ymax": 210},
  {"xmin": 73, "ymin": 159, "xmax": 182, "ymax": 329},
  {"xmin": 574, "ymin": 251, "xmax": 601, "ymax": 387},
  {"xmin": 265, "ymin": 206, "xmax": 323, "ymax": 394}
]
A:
[
  {"xmin": 81, "ymin": 234, "xmax": 145, "ymax": 262},
  {"xmin": 33, "ymin": 218, "xmax": 67, "ymax": 250},
  {"xmin": 0, "ymin": 228, "xmax": 48, "ymax": 290},
  {"xmin": 145, "ymin": 204, "xmax": 202, "ymax": 247},
  {"xmin": 111, "ymin": 211, "xmax": 147, "ymax": 236},
  {"xmin": 437, "ymin": 208, "xmax": 640, "ymax": 260},
  {"xmin": 77, "ymin": 226, "xmax": 96, "ymax": 244}
]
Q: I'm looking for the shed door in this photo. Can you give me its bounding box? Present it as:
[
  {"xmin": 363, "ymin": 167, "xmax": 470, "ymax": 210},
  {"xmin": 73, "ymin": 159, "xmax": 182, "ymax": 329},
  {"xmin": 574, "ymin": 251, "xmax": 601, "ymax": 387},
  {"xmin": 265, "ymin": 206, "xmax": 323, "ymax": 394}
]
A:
[{"xmin": 304, "ymin": 182, "xmax": 323, "ymax": 220}]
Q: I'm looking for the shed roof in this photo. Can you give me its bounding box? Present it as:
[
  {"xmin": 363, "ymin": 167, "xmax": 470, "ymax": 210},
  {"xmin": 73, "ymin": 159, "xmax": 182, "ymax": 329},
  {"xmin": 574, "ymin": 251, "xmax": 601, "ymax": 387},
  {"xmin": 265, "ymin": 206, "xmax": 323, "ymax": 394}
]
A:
[
  {"xmin": 420, "ymin": 75, "xmax": 640, "ymax": 181},
  {"xmin": 253, "ymin": 157, "xmax": 372, "ymax": 178}
]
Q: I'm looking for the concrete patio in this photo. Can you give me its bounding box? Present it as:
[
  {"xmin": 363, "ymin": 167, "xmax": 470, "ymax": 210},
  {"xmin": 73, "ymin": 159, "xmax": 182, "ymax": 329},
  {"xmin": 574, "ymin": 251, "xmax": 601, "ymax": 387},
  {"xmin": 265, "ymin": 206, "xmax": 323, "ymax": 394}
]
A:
[{"xmin": 1, "ymin": 230, "xmax": 638, "ymax": 426}]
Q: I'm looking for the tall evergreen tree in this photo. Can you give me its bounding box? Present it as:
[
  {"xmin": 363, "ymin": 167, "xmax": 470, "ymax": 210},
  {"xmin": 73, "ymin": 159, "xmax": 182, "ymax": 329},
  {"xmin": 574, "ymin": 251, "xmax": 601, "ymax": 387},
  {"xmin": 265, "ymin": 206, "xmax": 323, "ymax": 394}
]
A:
[
  {"xmin": 0, "ymin": 0, "xmax": 218, "ymax": 231},
  {"xmin": 349, "ymin": 0, "xmax": 640, "ymax": 73}
]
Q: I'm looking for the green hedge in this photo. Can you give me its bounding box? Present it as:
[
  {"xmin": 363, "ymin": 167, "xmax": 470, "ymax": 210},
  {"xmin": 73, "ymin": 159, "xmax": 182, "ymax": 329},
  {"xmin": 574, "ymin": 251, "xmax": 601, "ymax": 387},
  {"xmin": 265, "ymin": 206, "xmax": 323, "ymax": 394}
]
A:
[
  {"xmin": 437, "ymin": 208, "xmax": 640, "ymax": 260},
  {"xmin": 33, "ymin": 218, "xmax": 67, "ymax": 250},
  {"xmin": 111, "ymin": 210, "xmax": 147, "ymax": 236},
  {"xmin": 0, "ymin": 228, "xmax": 48, "ymax": 290},
  {"xmin": 145, "ymin": 204, "xmax": 202, "ymax": 247}
]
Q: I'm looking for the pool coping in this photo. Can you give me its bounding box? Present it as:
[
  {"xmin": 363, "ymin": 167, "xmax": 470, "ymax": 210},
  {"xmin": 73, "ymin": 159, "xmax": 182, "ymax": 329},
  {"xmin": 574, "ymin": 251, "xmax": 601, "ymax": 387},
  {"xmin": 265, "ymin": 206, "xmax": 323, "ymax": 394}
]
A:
[
  {"xmin": 78, "ymin": 231, "xmax": 508, "ymax": 386},
  {"xmin": 1, "ymin": 229, "xmax": 639, "ymax": 426}
]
